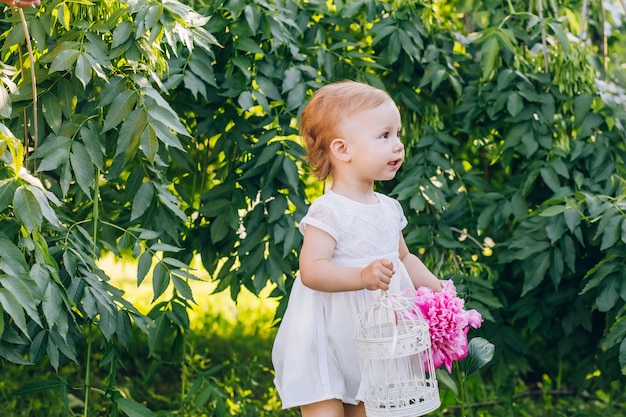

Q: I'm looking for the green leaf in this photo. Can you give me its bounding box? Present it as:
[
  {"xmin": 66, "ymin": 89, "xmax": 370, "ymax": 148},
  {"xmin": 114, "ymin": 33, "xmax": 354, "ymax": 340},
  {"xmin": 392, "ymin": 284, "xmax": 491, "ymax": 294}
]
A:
[
  {"xmin": 238, "ymin": 91, "xmax": 254, "ymax": 111},
  {"xmin": 148, "ymin": 120, "xmax": 184, "ymax": 151},
  {"xmin": 477, "ymin": 203, "xmax": 497, "ymax": 232},
  {"xmin": 117, "ymin": 108, "xmax": 147, "ymax": 161},
  {"xmin": 594, "ymin": 208, "xmax": 618, "ymax": 241},
  {"xmin": 504, "ymin": 122, "xmax": 529, "ymax": 149},
  {"xmin": 286, "ymin": 83, "xmax": 306, "ymax": 111},
  {"xmin": 162, "ymin": 257, "xmax": 193, "ymax": 270},
  {"xmin": 146, "ymin": 105, "xmax": 189, "ymax": 138},
  {"xmin": 183, "ymin": 71, "xmax": 206, "ymax": 100},
  {"xmin": 151, "ymin": 262, "xmax": 169, "ymax": 302},
  {"xmin": 210, "ymin": 216, "xmax": 229, "ymax": 243},
  {"xmin": 14, "ymin": 186, "xmax": 43, "ymax": 232},
  {"xmin": 0, "ymin": 345, "xmax": 32, "ymax": 365},
  {"xmin": 549, "ymin": 158, "xmax": 570, "ymax": 178},
  {"xmin": 564, "ymin": 207, "xmax": 582, "ymax": 233},
  {"xmin": 582, "ymin": 260, "xmax": 620, "ymax": 294},
  {"xmin": 156, "ymin": 185, "xmax": 187, "ymax": 221},
  {"xmin": 0, "ymin": 179, "xmax": 17, "ymax": 212},
  {"xmin": 170, "ymin": 301, "xmax": 190, "ymax": 328},
  {"xmin": 387, "ymin": 31, "xmax": 402, "ymax": 65},
  {"xmin": 539, "ymin": 205, "xmax": 566, "ymax": 217},
  {"xmin": 573, "ymin": 94, "xmax": 593, "ymax": 124},
  {"xmin": 596, "ymin": 274, "xmax": 620, "ymax": 312},
  {"xmin": 0, "ymin": 237, "xmax": 27, "ymax": 274},
  {"xmin": 150, "ymin": 243, "xmax": 182, "ymax": 252},
  {"xmin": 601, "ymin": 316, "xmax": 626, "ymax": 350},
  {"xmin": 35, "ymin": 134, "xmax": 72, "ymax": 172},
  {"xmin": 102, "ymin": 90, "xmax": 138, "ymax": 133},
  {"xmin": 140, "ymin": 125, "xmax": 159, "ymax": 162},
  {"xmin": 0, "ymin": 88, "xmax": 11, "ymax": 119},
  {"xmin": 70, "ymin": 141, "xmax": 94, "ymax": 197},
  {"xmin": 435, "ymin": 368, "xmax": 459, "ymax": 396},
  {"xmin": 99, "ymin": 310, "xmax": 117, "ymax": 340},
  {"xmin": 268, "ymin": 195, "xmax": 288, "ymax": 223},
  {"xmin": 480, "ymin": 36, "xmax": 499, "ymax": 80},
  {"xmin": 522, "ymin": 250, "xmax": 550, "ymax": 295},
  {"xmin": 460, "ymin": 337, "xmax": 495, "ymax": 376},
  {"xmin": 600, "ymin": 215, "xmax": 622, "ymax": 251},
  {"xmin": 256, "ymin": 76, "xmax": 281, "ymax": 100},
  {"xmin": 507, "ymin": 92, "xmax": 523, "ymax": 116},
  {"xmin": 48, "ymin": 329, "xmax": 77, "ymax": 361},
  {"xmin": 234, "ymin": 37, "xmax": 264, "ymax": 55},
  {"xmin": 49, "ymin": 49, "xmax": 81, "ymax": 73},
  {"xmin": 80, "ymin": 126, "xmax": 104, "ymax": 170},
  {"xmin": 145, "ymin": 5, "xmax": 163, "ymax": 31},
  {"xmin": 281, "ymin": 156, "xmax": 300, "ymax": 192},
  {"xmin": 0, "ymin": 288, "xmax": 28, "ymax": 336},
  {"xmin": 540, "ymin": 167, "xmax": 560, "ymax": 192},
  {"xmin": 116, "ymin": 397, "xmax": 155, "ymax": 417},
  {"xmin": 42, "ymin": 284, "xmax": 65, "ymax": 334},
  {"xmin": 112, "ymin": 21, "xmax": 133, "ymax": 49},
  {"xmin": 137, "ymin": 251, "xmax": 153, "ymax": 286},
  {"xmin": 549, "ymin": 246, "xmax": 564, "ymax": 288},
  {"xmin": 172, "ymin": 275, "xmax": 194, "ymax": 302},
  {"xmin": 29, "ymin": 186, "xmax": 60, "ymax": 226},
  {"xmin": 282, "ymin": 67, "xmax": 300, "ymax": 92},
  {"xmin": 12, "ymin": 379, "xmax": 66, "ymax": 396},
  {"xmin": 116, "ymin": 309, "xmax": 133, "ymax": 347},
  {"xmin": 75, "ymin": 53, "xmax": 91, "ymax": 89},
  {"xmin": 0, "ymin": 276, "xmax": 41, "ymax": 326},
  {"xmin": 41, "ymin": 94, "xmax": 63, "ymax": 134}
]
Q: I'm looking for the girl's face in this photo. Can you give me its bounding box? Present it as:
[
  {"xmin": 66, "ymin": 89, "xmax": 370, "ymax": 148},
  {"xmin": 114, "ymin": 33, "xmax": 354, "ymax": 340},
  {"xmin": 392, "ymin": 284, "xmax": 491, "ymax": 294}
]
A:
[{"xmin": 339, "ymin": 99, "xmax": 405, "ymax": 182}]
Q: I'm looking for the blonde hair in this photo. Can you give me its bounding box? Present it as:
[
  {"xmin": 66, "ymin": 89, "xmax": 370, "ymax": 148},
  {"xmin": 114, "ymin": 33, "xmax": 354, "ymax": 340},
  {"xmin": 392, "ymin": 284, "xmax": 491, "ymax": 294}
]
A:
[{"xmin": 300, "ymin": 81, "xmax": 393, "ymax": 180}]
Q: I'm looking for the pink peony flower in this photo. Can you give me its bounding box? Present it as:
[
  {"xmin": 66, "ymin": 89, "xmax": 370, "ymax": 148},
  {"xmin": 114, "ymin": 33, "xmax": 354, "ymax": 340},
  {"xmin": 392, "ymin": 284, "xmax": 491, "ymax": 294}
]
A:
[{"xmin": 407, "ymin": 281, "xmax": 483, "ymax": 373}]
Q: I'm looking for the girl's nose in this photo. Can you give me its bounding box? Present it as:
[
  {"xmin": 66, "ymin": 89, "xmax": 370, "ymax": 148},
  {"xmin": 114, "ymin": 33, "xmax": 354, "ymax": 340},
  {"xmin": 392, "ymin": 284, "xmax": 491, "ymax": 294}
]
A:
[{"xmin": 393, "ymin": 138, "xmax": 404, "ymax": 152}]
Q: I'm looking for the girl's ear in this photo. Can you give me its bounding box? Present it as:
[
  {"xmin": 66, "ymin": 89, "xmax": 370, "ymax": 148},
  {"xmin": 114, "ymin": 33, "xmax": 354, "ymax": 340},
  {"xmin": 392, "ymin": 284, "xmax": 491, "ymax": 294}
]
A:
[{"xmin": 329, "ymin": 138, "xmax": 351, "ymax": 162}]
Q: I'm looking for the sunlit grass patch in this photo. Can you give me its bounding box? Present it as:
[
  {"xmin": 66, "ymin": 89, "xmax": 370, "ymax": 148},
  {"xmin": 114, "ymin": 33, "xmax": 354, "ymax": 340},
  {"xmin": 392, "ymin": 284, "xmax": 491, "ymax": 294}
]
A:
[{"xmin": 99, "ymin": 253, "xmax": 280, "ymax": 339}]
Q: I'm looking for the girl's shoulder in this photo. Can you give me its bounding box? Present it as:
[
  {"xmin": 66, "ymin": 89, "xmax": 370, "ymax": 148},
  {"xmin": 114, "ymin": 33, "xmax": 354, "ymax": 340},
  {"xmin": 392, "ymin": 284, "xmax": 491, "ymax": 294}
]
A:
[{"xmin": 307, "ymin": 190, "xmax": 401, "ymax": 214}]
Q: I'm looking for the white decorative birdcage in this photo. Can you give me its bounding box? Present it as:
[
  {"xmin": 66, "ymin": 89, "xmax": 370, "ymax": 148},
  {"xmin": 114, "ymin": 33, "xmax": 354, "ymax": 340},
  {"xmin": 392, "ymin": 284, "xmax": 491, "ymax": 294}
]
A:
[{"xmin": 355, "ymin": 292, "xmax": 440, "ymax": 417}]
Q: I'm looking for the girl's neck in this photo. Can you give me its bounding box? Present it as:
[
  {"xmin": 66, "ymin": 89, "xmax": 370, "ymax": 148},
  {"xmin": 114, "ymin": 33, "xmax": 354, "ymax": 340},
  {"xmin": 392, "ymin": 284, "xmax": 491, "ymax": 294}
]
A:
[{"xmin": 330, "ymin": 180, "xmax": 378, "ymax": 204}]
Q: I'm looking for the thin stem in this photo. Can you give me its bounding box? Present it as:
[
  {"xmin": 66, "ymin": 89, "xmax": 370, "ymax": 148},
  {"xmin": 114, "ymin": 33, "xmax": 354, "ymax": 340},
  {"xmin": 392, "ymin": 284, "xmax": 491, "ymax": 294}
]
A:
[
  {"xmin": 83, "ymin": 324, "xmax": 92, "ymax": 417},
  {"xmin": 537, "ymin": 0, "xmax": 549, "ymax": 74},
  {"xmin": 17, "ymin": 8, "xmax": 38, "ymax": 173},
  {"xmin": 450, "ymin": 227, "xmax": 485, "ymax": 251},
  {"xmin": 600, "ymin": 0, "xmax": 608, "ymax": 79},
  {"xmin": 82, "ymin": 169, "xmax": 101, "ymax": 417},
  {"xmin": 180, "ymin": 332, "xmax": 187, "ymax": 413},
  {"xmin": 455, "ymin": 361, "xmax": 467, "ymax": 416},
  {"xmin": 580, "ymin": 0, "xmax": 590, "ymax": 41}
]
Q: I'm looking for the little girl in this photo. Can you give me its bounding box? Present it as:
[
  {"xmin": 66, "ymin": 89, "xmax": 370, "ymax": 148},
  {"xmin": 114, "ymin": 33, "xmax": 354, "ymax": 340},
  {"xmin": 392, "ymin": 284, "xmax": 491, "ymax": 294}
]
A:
[{"xmin": 272, "ymin": 81, "xmax": 445, "ymax": 417}]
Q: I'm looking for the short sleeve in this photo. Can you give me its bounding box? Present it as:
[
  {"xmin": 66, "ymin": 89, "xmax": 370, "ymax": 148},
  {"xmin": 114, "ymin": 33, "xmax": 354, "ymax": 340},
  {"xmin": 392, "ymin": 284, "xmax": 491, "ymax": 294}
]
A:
[
  {"xmin": 390, "ymin": 197, "xmax": 408, "ymax": 230},
  {"xmin": 298, "ymin": 201, "xmax": 339, "ymax": 241}
]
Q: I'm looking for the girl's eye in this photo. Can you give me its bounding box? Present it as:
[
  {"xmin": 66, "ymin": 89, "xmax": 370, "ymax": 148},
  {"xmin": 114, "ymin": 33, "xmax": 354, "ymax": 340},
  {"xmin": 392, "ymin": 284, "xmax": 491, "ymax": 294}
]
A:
[{"xmin": 381, "ymin": 132, "xmax": 390, "ymax": 139}]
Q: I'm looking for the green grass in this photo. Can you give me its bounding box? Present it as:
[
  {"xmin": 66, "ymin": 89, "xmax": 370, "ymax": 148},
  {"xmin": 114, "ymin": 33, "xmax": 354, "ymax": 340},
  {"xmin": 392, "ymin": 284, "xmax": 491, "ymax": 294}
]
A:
[{"xmin": 1, "ymin": 255, "xmax": 625, "ymax": 416}]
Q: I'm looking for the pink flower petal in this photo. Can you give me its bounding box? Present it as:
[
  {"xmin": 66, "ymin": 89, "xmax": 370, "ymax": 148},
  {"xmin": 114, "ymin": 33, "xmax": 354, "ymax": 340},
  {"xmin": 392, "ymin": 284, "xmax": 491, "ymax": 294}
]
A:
[{"xmin": 409, "ymin": 281, "xmax": 483, "ymax": 371}]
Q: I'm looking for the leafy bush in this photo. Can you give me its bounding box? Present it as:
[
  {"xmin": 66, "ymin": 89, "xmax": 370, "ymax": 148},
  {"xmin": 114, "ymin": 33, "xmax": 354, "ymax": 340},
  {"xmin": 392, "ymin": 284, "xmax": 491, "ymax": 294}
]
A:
[{"xmin": 1, "ymin": 0, "xmax": 626, "ymax": 415}]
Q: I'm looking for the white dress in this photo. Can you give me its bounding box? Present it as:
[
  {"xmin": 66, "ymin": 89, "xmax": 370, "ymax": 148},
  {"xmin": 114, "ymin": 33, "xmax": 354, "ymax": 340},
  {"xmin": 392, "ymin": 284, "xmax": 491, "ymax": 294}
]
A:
[{"xmin": 272, "ymin": 189, "xmax": 417, "ymax": 409}]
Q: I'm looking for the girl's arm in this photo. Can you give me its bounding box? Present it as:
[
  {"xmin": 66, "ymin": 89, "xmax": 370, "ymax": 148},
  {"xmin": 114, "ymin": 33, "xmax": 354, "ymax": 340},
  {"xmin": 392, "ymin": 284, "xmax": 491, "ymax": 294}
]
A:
[
  {"xmin": 399, "ymin": 234, "xmax": 445, "ymax": 291},
  {"xmin": 299, "ymin": 225, "xmax": 395, "ymax": 292}
]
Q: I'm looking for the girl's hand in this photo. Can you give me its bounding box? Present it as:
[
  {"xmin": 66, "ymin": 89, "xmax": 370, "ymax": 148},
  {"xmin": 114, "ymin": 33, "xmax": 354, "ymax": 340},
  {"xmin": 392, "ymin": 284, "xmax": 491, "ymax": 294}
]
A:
[
  {"xmin": 433, "ymin": 279, "xmax": 455, "ymax": 292},
  {"xmin": 360, "ymin": 259, "xmax": 395, "ymax": 290}
]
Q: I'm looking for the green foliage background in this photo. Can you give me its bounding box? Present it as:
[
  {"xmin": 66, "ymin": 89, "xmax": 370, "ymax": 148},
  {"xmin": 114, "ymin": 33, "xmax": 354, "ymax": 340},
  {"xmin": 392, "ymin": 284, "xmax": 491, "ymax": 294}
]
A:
[{"xmin": 1, "ymin": 0, "xmax": 626, "ymax": 413}]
